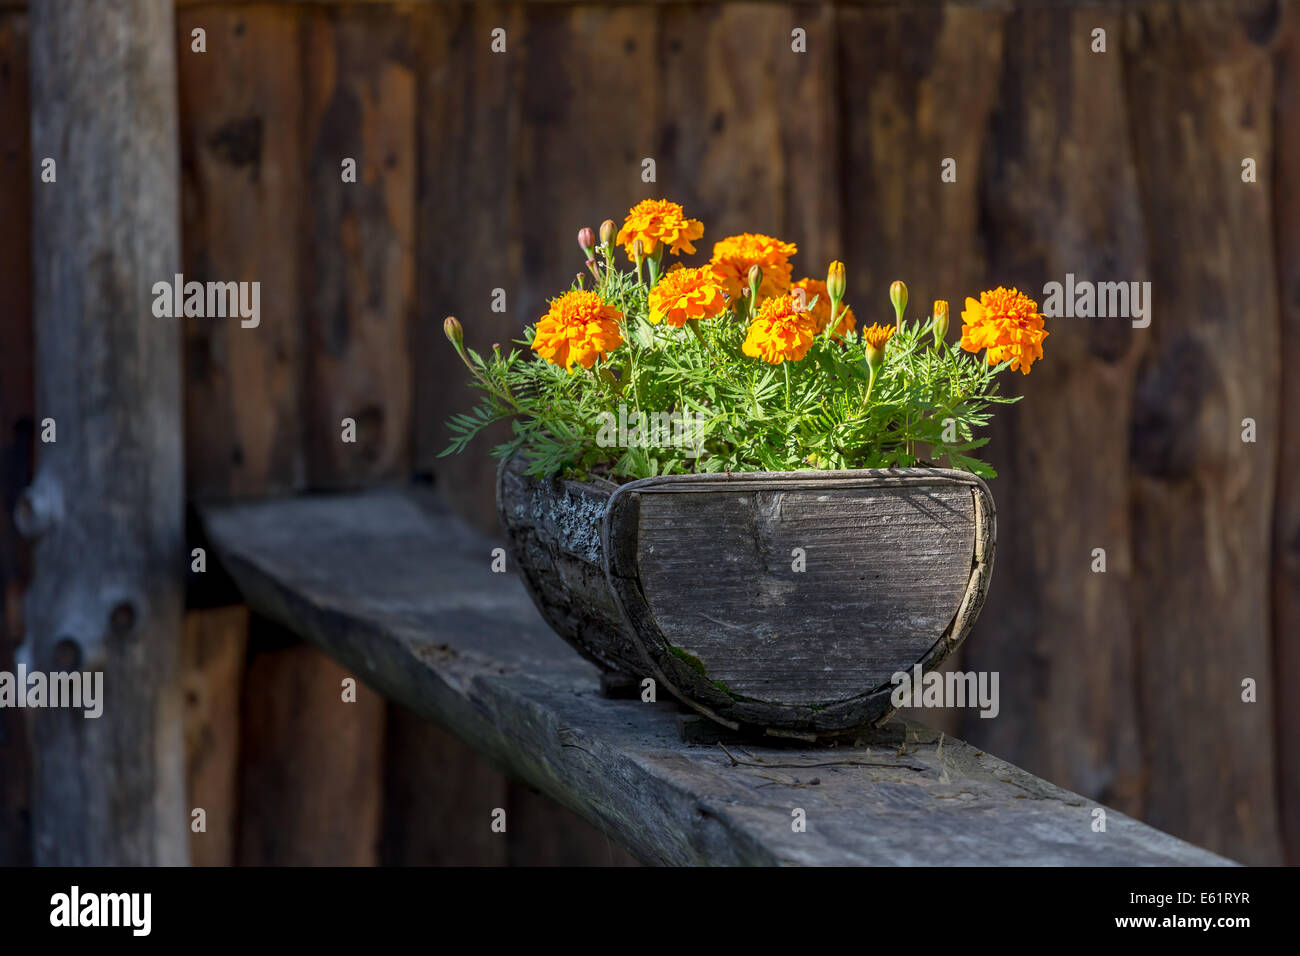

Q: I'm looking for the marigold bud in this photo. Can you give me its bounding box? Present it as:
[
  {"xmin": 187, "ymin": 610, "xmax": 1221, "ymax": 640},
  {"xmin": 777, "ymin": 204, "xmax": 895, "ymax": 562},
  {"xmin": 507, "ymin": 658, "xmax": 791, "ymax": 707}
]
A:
[
  {"xmin": 443, "ymin": 315, "xmax": 464, "ymax": 351},
  {"xmin": 578, "ymin": 227, "xmax": 595, "ymax": 257},
  {"xmin": 865, "ymin": 343, "xmax": 885, "ymax": 373},
  {"xmin": 599, "ymin": 219, "xmax": 617, "ymax": 248},
  {"xmin": 633, "ymin": 238, "xmax": 646, "ymax": 262},
  {"xmin": 890, "ymin": 281, "xmax": 908, "ymax": 325},
  {"xmin": 932, "ymin": 299, "xmax": 950, "ymax": 344},
  {"xmin": 827, "ymin": 260, "xmax": 846, "ymax": 302},
  {"xmin": 862, "ymin": 323, "xmax": 894, "ymax": 371}
]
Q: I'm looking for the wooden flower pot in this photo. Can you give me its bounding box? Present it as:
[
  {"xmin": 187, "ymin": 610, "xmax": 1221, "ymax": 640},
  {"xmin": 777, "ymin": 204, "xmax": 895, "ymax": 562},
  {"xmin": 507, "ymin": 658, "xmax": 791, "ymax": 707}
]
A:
[{"xmin": 498, "ymin": 453, "xmax": 995, "ymax": 739}]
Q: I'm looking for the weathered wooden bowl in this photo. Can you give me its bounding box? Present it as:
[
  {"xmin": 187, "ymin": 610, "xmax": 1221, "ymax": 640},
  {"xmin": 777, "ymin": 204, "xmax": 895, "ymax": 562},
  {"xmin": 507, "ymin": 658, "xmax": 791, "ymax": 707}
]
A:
[{"xmin": 498, "ymin": 454, "xmax": 995, "ymax": 739}]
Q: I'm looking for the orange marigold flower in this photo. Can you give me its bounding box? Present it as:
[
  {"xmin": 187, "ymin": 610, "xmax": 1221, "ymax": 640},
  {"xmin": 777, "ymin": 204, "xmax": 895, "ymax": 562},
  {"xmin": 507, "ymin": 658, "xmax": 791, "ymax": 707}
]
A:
[
  {"xmin": 862, "ymin": 323, "xmax": 894, "ymax": 374},
  {"xmin": 741, "ymin": 295, "xmax": 818, "ymax": 365},
  {"xmin": 647, "ymin": 266, "xmax": 727, "ymax": 328},
  {"xmin": 615, "ymin": 199, "xmax": 704, "ymax": 261},
  {"xmin": 959, "ymin": 286, "xmax": 1048, "ymax": 374},
  {"xmin": 861, "ymin": 322, "xmax": 894, "ymax": 351},
  {"xmin": 709, "ymin": 233, "xmax": 798, "ymax": 300},
  {"xmin": 792, "ymin": 277, "xmax": 856, "ymax": 338},
  {"xmin": 531, "ymin": 289, "xmax": 624, "ymax": 372}
]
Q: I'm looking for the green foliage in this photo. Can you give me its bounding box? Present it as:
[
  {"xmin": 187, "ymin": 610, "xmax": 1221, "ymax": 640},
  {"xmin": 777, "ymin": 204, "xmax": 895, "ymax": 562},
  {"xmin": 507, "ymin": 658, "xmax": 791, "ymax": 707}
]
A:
[{"xmin": 442, "ymin": 266, "xmax": 1018, "ymax": 482}]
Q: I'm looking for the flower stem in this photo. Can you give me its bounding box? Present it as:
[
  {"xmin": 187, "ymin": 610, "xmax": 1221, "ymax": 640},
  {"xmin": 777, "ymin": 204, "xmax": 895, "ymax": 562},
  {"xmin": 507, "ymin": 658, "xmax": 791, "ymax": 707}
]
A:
[
  {"xmin": 458, "ymin": 348, "xmax": 521, "ymax": 411},
  {"xmin": 602, "ymin": 246, "xmax": 616, "ymax": 295},
  {"xmin": 860, "ymin": 365, "xmax": 878, "ymax": 415},
  {"xmin": 821, "ymin": 301, "xmax": 844, "ymax": 344},
  {"xmin": 688, "ymin": 319, "xmax": 710, "ymax": 352}
]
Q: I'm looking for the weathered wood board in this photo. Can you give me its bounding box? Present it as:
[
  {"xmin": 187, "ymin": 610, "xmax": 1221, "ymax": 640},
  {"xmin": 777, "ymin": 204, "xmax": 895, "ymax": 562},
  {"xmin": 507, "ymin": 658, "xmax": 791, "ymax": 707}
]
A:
[
  {"xmin": 25, "ymin": 0, "xmax": 187, "ymax": 866},
  {"xmin": 300, "ymin": 8, "xmax": 415, "ymax": 489},
  {"xmin": 1121, "ymin": 1, "xmax": 1282, "ymax": 865},
  {"xmin": 500, "ymin": 460, "xmax": 993, "ymax": 737},
  {"xmin": 1275, "ymin": 0, "xmax": 1300, "ymax": 865},
  {"xmin": 182, "ymin": 605, "xmax": 249, "ymax": 867},
  {"xmin": 837, "ymin": 2, "xmax": 1004, "ymax": 310},
  {"xmin": 202, "ymin": 488, "xmax": 1232, "ymax": 866},
  {"xmin": 962, "ymin": 0, "xmax": 1148, "ymax": 832},
  {"xmin": 413, "ymin": 1, "xmax": 526, "ymax": 533},
  {"xmin": 625, "ymin": 478, "xmax": 979, "ymax": 703},
  {"xmin": 236, "ymin": 616, "xmax": 386, "ymax": 866},
  {"xmin": 0, "ymin": 6, "xmax": 32, "ymax": 867},
  {"xmin": 603, "ymin": 470, "xmax": 994, "ymax": 736},
  {"xmin": 658, "ymin": 3, "xmax": 841, "ymax": 268},
  {"xmin": 178, "ymin": 4, "xmax": 412, "ymax": 867},
  {"xmin": 497, "ymin": 457, "xmax": 642, "ymax": 675},
  {"xmin": 178, "ymin": 4, "xmax": 307, "ymax": 499},
  {"xmin": 380, "ymin": 704, "xmax": 507, "ymax": 866}
]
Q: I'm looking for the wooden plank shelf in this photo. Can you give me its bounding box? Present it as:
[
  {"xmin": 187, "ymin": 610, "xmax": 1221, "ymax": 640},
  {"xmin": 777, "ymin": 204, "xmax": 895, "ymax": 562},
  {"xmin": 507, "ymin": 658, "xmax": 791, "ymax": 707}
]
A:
[{"xmin": 201, "ymin": 488, "xmax": 1233, "ymax": 867}]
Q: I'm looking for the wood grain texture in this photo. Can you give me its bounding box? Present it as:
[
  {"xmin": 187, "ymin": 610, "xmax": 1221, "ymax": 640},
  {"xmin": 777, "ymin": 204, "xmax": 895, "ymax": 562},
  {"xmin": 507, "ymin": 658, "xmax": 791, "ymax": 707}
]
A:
[
  {"xmin": 380, "ymin": 704, "xmax": 508, "ymax": 865},
  {"xmin": 633, "ymin": 485, "xmax": 975, "ymax": 701},
  {"xmin": 776, "ymin": 3, "xmax": 841, "ymax": 270},
  {"xmin": 301, "ymin": 7, "xmax": 415, "ymax": 489},
  {"xmin": 201, "ymin": 488, "xmax": 1231, "ymax": 865},
  {"xmin": 414, "ymin": 2, "xmax": 526, "ymax": 533},
  {"xmin": 182, "ymin": 606, "xmax": 249, "ymax": 867},
  {"xmin": 1122, "ymin": 1, "xmax": 1283, "ymax": 865},
  {"xmin": 25, "ymin": 0, "xmax": 187, "ymax": 865},
  {"xmin": 659, "ymin": 3, "xmax": 842, "ymax": 269},
  {"xmin": 497, "ymin": 457, "xmax": 644, "ymax": 675},
  {"xmin": 178, "ymin": 5, "xmax": 307, "ymax": 499},
  {"xmin": 1272, "ymin": 0, "xmax": 1300, "ymax": 865},
  {"xmin": 506, "ymin": 782, "xmax": 639, "ymax": 866},
  {"xmin": 516, "ymin": 4, "xmax": 660, "ymax": 317},
  {"xmin": 0, "ymin": 8, "xmax": 31, "ymax": 867},
  {"xmin": 382, "ymin": 641, "xmax": 640, "ymax": 868},
  {"xmin": 384, "ymin": 698, "xmax": 641, "ymax": 866},
  {"xmin": 236, "ymin": 617, "xmax": 386, "ymax": 866},
  {"xmin": 605, "ymin": 470, "xmax": 994, "ymax": 736},
  {"xmin": 181, "ymin": 5, "xmax": 423, "ymax": 868},
  {"xmin": 837, "ymin": 1, "xmax": 1004, "ymax": 311},
  {"xmin": 959, "ymin": 3, "xmax": 1147, "ymax": 821},
  {"xmin": 500, "ymin": 457, "xmax": 995, "ymax": 735}
]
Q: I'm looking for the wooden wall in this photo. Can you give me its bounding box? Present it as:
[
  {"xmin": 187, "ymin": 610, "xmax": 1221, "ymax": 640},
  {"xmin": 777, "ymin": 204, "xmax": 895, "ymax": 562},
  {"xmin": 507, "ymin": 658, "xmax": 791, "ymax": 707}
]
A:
[{"xmin": 0, "ymin": 0, "xmax": 1296, "ymax": 866}]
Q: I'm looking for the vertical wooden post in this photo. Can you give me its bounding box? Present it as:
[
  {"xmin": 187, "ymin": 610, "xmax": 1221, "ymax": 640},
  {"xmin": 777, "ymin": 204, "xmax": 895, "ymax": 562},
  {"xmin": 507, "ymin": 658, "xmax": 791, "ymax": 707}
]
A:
[
  {"xmin": 23, "ymin": 0, "xmax": 186, "ymax": 865},
  {"xmin": 0, "ymin": 8, "xmax": 34, "ymax": 867}
]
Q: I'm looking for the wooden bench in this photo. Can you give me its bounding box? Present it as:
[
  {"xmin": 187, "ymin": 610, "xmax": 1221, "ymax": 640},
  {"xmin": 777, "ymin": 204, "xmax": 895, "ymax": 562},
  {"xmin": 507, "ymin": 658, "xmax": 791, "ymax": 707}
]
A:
[{"xmin": 202, "ymin": 487, "xmax": 1232, "ymax": 866}]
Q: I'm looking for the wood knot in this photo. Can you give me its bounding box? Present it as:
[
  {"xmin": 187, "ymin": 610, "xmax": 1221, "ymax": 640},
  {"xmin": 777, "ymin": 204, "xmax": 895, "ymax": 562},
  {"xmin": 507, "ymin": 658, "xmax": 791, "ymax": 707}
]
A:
[
  {"xmin": 52, "ymin": 637, "xmax": 83, "ymax": 671},
  {"xmin": 109, "ymin": 600, "xmax": 139, "ymax": 640},
  {"xmin": 14, "ymin": 474, "xmax": 63, "ymax": 539},
  {"xmin": 1129, "ymin": 337, "xmax": 1212, "ymax": 480},
  {"xmin": 207, "ymin": 115, "xmax": 263, "ymax": 183}
]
